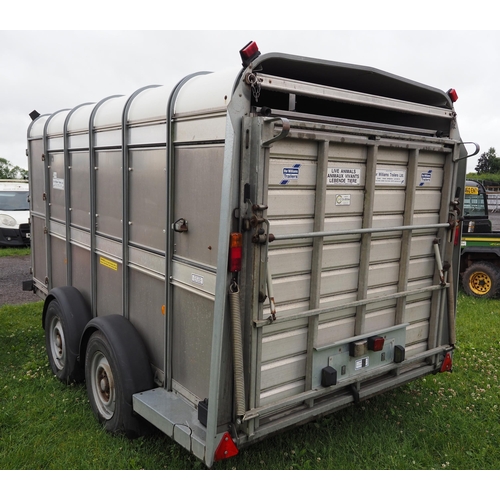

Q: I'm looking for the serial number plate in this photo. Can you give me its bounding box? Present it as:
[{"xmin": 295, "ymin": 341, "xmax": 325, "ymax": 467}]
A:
[{"xmin": 355, "ymin": 357, "xmax": 369, "ymax": 370}]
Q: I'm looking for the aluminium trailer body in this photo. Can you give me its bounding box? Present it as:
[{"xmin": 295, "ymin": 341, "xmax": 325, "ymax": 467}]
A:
[{"xmin": 26, "ymin": 43, "xmax": 468, "ymax": 467}]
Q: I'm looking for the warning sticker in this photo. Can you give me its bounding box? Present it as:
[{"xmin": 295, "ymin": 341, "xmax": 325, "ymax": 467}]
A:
[
  {"xmin": 280, "ymin": 163, "xmax": 301, "ymax": 185},
  {"xmin": 52, "ymin": 172, "xmax": 65, "ymax": 191},
  {"xmin": 375, "ymin": 169, "xmax": 406, "ymax": 185},
  {"xmin": 99, "ymin": 256, "xmax": 118, "ymax": 271},
  {"xmin": 327, "ymin": 167, "xmax": 361, "ymax": 185}
]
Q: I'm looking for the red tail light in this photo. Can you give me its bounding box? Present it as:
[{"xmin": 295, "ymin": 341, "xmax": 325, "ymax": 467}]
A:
[
  {"xmin": 229, "ymin": 233, "xmax": 243, "ymax": 272},
  {"xmin": 214, "ymin": 432, "xmax": 239, "ymax": 461},
  {"xmin": 368, "ymin": 336, "xmax": 385, "ymax": 352},
  {"xmin": 448, "ymin": 88, "xmax": 458, "ymax": 103}
]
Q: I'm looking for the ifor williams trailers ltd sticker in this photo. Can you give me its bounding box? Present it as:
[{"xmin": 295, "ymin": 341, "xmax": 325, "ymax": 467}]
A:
[
  {"xmin": 419, "ymin": 170, "xmax": 433, "ymax": 186},
  {"xmin": 280, "ymin": 163, "xmax": 301, "ymax": 185}
]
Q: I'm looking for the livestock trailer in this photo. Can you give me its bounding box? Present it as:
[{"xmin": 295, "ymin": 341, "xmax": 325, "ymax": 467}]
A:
[{"xmin": 26, "ymin": 42, "xmax": 470, "ymax": 467}]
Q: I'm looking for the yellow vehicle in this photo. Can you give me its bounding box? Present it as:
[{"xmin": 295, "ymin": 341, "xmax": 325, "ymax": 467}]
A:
[{"xmin": 461, "ymin": 179, "xmax": 500, "ymax": 297}]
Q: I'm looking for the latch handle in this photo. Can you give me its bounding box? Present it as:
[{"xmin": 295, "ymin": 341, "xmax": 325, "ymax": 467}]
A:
[{"xmin": 173, "ymin": 218, "xmax": 188, "ymax": 232}]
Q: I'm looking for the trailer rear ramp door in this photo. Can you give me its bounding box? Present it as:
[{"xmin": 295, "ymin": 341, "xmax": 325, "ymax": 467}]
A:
[{"xmin": 238, "ymin": 113, "xmax": 459, "ymax": 440}]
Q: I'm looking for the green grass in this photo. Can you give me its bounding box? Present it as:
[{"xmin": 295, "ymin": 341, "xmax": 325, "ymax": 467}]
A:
[
  {"xmin": 1, "ymin": 293, "xmax": 499, "ymax": 470},
  {"xmin": 0, "ymin": 246, "xmax": 30, "ymax": 258}
]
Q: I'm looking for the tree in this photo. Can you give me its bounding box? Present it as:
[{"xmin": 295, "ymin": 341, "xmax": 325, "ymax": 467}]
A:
[
  {"xmin": 475, "ymin": 147, "xmax": 500, "ymax": 174},
  {"xmin": 0, "ymin": 158, "xmax": 28, "ymax": 180}
]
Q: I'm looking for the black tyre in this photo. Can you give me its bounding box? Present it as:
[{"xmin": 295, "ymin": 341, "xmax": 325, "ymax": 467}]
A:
[
  {"xmin": 84, "ymin": 316, "xmax": 154, "ymax": 437},
  {"xmin": 462, "ymin": 261, "xmax": 500, "ymax": 298},
  {"xmin": 44, "ymin": 290, "xmax": 90, "ymax": 383}
]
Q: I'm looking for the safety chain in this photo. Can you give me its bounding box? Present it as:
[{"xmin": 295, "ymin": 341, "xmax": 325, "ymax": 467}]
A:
[{"xmin": 245, "ymin": 72, "xmax": 261, "ymax": 102}]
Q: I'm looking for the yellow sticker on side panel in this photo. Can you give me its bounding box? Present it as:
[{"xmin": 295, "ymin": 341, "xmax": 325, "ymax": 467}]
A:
[{"xmin": 99, "ymin": 256, "xmax": 118, "ymax": 271}]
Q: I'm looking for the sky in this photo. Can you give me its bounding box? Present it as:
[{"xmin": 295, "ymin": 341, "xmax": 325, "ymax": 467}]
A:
[{"xmin": 1, "ymin": 24, "xmax": 499, "ymax": 174}]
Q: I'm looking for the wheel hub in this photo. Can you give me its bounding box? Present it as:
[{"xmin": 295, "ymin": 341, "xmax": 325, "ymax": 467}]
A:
[
  {"xmin": 49, "ymin": 319, "xmax": 66, "ymax": 371},
  {"xmin": 90, "ymin": 352, "xmax": 116, "ymax": 419},
  {"xmin": 470, "ymin": 271, "xmax": 491, "ymax": 295}
]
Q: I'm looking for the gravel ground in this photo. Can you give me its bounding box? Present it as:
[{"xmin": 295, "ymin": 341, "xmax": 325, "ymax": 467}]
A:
[{"xmin": 0, "ymin": 255, "xmax": 41, "ymax": 306}]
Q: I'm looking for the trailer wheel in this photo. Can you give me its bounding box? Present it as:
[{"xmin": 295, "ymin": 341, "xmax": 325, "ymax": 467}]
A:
[
  {"xmin": 44, "ymin": 288, "xmax": 91, "ymax": 383},
  {"xmin": 462, "ymin": 261, "xmax": 500, "ymax": 298},
  {"xmin": 83, "ymin": 315, "xmax": 154, "ymax": 437}
]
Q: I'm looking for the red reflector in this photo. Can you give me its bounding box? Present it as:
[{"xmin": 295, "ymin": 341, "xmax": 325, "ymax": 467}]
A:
[
  {"xmin": 440, "ymin": 351, "xmax": 453, "ymax": 372},
  {"xmin": 214, "ymin": 432, "xmax": 239, "ymax": 461},
  {"xmin": 368, "ymin": 336, "xmax": 385, "ymax": 352},
  {"xmin": 448, "ymin": 88, "xmax": 458, "ymax": 103},
  {"xmin": 229, "ymin": 233, "xmax": 243, "ymax": 272}
]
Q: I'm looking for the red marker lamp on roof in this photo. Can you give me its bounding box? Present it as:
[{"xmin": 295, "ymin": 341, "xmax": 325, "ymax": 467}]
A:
[
  {"xmin": 240, "ymin": 41, "xmax": 261, "ymax": 67},
  {"xmin": 448, "ymin": 88, "xmax": 458, "ymax": 103}
]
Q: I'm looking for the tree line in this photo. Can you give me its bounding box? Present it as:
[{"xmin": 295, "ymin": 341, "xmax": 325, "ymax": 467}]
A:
[
  {"xmin": 474, "ymin": 147, "xmax": 500, "ymax": 174},
  {"xmin": 0, "ymin": 158, "xmax": 28, "ymax": 180}
]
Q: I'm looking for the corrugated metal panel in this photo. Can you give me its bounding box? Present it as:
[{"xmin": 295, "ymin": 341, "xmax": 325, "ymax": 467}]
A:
[{"xmin": 252, "ymin": 121, "xmax": 451, "ymax": 408}]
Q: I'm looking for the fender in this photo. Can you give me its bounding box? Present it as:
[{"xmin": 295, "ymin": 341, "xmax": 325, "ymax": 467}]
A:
[
  {"xmin": 42, "ymin": 286, "xmax": 91, "ymax": 360},
  {"xmin": 80, "ymin": 315, "xmax": 153, "ymax": 402}
]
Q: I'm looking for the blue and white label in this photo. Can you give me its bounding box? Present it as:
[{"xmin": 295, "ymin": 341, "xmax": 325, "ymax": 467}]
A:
[
  {"xmin": 419, "ymin": 169, "xmax": 433, "ymax": 186},
  {"xmin": 280, "ymin": 163, "xmax": 301, "ymax": 185}
]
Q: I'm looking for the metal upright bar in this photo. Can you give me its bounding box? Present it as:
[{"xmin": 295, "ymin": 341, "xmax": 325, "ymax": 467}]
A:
[
  {"xmin": 395, "ymin": 148, "xmax": 419, "ymax": 324},
  {"xmin": 305, "ymin": 139, "xmax": 329, "ymax": 390},
  {"xmin": 355, "ymin": 144, "xmax": 378, "ymax": 336}
]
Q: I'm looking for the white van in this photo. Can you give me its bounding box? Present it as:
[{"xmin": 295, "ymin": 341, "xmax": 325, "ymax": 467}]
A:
[{"xmin": 0, "ymin": 180, "xmax": 30, "ymax": 247}]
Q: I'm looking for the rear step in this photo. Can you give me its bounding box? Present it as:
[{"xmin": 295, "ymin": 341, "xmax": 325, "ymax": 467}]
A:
[{"xmin": 133, "ymin": 388, "xmax": 208, "ymax": 461}]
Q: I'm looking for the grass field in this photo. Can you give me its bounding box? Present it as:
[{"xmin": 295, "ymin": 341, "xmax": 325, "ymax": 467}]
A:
[
  {"xmin": 1, "ymin": 291, "xmax": 499, "ymax": 472},
  {"xmin": 0, "ymin": 247, "xmax": 30, "ymax": 258}
]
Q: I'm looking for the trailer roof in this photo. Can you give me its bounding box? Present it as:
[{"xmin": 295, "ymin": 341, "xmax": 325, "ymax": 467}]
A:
[
  {"xmin": 252, "ymin": 52, "xmax": 453, "ymax": 109},
  {"xmin": 28, "ymin": 50, "xmax": 454, "ymax": 140}
]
